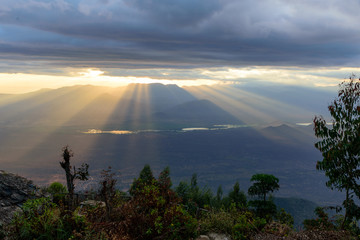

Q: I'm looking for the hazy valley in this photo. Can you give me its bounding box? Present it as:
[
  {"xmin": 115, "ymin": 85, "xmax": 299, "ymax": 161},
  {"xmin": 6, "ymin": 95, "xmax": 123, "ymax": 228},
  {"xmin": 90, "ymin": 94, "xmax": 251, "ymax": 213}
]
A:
[{"xmin": 0, "ymin": 83, "xmax": 340, "ymax": 206}]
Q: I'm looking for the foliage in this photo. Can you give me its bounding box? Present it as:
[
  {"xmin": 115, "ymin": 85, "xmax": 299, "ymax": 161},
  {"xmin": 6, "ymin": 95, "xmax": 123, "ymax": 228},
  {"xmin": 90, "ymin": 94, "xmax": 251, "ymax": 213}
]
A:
[
  {"xmin": 261, "ymin": 221, "xmax": 293, "ymax": 238},
  {"xmin": 9, "ymin": 197, "xmax": 90, "ymax": 240},
  {"xmin": 303, "ymin": 207, "xmax": 336, "ymax": 230},
  {"xmin": 92, "ymin": 165, "xmax": 197, "ymax": 240},
  {"xmin": 158, "ymin": 166, "xmax": 172, "ymax": 190},
  {"xmin": 46, "ymin": 182, "xmax": 68, "ymax": 205},
  {"xmin": 99, "ymin": 166, "xmax": 118, "ymax": 220},
  {"xmin": 199, "ymin": 206, "xmax": 266, "ymax": 240},
  {"xmin": 175, "ymin": 173, "xmax": 214, "ymax": 216},
  {"xmin": 232, "ymin": 211, "xmax": 266, "ymax": 240},
  {"xmin": 248, "ymin": 174, "xmax": 279, "ymax": 219},
  {"xmin": 249, "ymin": 199, "xmax": 277, "ymax": 220},
  {"xmin": 199, "ymin": 205, "xmax": 240, "ymax": 235},
  {"xmin": 129, "ymin": 164, "xmax": 154, "ymax": 196},
  {"xmin": 47, "ymin": 182, "xmax": 67, "ymax": 195},
  {"xmin": 227, "ymin": 181, "xmax": 247, "ymax": 209},
  {"xmin": 248, "ymin": 174, "xmax": 279, "ymax": 202},
  {"xmin": 313, "ymin": 76, "xmax": 360, "ymax": 227},
  {"xmin": 275, "ymin": 208, "xmax": 294, "ymax": 228}
]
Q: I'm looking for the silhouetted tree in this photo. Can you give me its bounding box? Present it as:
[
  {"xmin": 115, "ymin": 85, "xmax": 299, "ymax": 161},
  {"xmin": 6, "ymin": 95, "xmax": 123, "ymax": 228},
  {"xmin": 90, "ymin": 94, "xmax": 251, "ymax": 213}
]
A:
[
  {"xmin": 59, "ymin": 145, "xmax": 89, "ymax": 208},
  {"xmin": 248, "ymin": 174, "xmax": 279, "ymax": 202},
  {"xmin": 248, "ymin": 173, "xmax": 279, "ymax": 218},
  {"xmin": 314, "ymin": 75, "xmax": 360, "ymax": 228}
]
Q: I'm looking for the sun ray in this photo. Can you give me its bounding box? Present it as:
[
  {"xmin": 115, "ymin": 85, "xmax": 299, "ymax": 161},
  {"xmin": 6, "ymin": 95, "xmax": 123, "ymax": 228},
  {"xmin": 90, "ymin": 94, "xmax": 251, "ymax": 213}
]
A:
[
  {"xmin": 5, "ymin": 85, "xmax": 127, "ymax": 180},
  {"xmin": 185, "ymin": 84, "xmax": 315, "ymax": 126},
  {"xmin": 184, "ymin": 85, "xmax": 274, "ymax": 125}
]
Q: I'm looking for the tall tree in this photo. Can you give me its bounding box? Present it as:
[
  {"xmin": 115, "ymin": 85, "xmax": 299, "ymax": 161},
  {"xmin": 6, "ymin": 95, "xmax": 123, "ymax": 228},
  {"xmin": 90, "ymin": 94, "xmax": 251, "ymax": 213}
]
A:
[
  {"xmin": 248, "ymin": 173, "xmax": 279, "ymax": 218},
  {"xmin": 248, "ymin": 174, "xmax": 279, "ymax": 202},
  {"xmin": 59, "ymin": 145, "xmax": 89, "ymax": 208},
  {"xmin": 314, "ymin": 76, "xmax": 360, "ymax": 227}
]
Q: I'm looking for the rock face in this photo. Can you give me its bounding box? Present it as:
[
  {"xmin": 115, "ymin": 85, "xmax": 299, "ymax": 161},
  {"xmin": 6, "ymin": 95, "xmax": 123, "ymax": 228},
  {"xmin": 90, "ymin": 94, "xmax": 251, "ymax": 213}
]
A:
[
  {"xmin": 196, "ymin": 233, "xmax": 232, "ymax": 240},
  {"xmin": 0, "ymin": 170, "xmax": 39, "ymax": 225}
]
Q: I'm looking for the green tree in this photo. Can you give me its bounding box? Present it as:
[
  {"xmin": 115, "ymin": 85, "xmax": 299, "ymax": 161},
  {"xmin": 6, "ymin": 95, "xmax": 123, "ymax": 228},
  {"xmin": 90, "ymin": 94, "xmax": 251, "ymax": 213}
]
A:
[
  {"xmin": 248, "ymin": 174, "xmax": 279, "ymax": 218},
  {"xmin": 228, "ymin": 182, "xmax": 247, "ymax": 208},
  {"xmin": 158, "ymin": 166, "xmax": 172, "ymax": 190},
  {"xmin": 314, "ymin": 76, "xmax": 360, "ymax": 228},
  {"xmin": 129, "ymin": 164, "xmax": 155, "ymax": 196},
  {"xmin": 248, "ymin": 174, "xmax": 279, "ymax": 202},
  {"xmin": 175, "ymin": 173, "xmax": 213, "ymax": 215},
  {"xmin": 113, "ymin": 165, "xmax": 197, "ymax": 239}
]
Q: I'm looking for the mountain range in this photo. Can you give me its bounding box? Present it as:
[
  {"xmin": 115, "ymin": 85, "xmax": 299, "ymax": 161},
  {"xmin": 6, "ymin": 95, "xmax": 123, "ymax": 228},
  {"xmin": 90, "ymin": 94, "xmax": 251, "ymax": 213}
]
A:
[{"xmin": 0, "ymin": 83, "xmax": 341, "ymax": 207}]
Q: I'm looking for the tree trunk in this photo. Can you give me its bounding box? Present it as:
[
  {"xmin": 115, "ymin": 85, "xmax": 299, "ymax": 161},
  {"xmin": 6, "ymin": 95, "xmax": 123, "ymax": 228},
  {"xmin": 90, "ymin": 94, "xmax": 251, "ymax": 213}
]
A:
[
  {"xmin": 64, "ymin": 167, "xmax": 75, "ymax": 209},
  {"xmin": 341, "ymin": 188, "xmax": 349, "ymax": 229}
]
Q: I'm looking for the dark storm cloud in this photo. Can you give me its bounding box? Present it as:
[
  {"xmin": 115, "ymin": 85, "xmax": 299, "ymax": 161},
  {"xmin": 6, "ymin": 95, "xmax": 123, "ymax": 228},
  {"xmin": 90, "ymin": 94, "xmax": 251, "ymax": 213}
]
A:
[{"xmin": 0, "ymin": 0, "xmax": 360, "ymax": 72}]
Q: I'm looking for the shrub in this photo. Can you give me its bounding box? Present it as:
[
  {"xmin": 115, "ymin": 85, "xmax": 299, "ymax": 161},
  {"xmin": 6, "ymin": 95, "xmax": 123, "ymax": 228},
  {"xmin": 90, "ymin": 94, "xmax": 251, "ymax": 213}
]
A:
[
  {"xmin": 199, "ymin": 207, "xmax": 239, "ymax": 235},
  {"xmin": 303, "ymin": 207, "xmax": 335, "ymax": 230},
  {"xmin": 276, "ymin": 208, "xmax": 294, "ymax": 228},
  {"xmin": 262, "ymin": 221, "xmax": 292, "ymax": 237},
  {"xmin": 47, "ymin": 182, "xmax": 67, "ymax": 195},
  {"xmin": 92, "ymin": 166, "xmax": 197, "ymax": 240},
  {"xmin": 9, "ymin": 197, "xmax": 91, "ymax": 240},
  {"xmin": 232, "ymin": 211, "xmax": 266, "ymax": 240},
  {"xmin": 175, "ymin": 174, "xmax": 214, "ymax": 216},
  {"xmin": 199, "ymin": 205, "xmax": 266, "ymax": 240}
]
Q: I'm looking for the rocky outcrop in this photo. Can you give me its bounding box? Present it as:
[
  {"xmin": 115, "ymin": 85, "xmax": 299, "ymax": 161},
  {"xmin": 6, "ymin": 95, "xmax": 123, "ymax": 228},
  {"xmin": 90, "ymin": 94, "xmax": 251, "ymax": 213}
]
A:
[
  {"xmin": 0, "ymin": 170, "xmax": 39, "ymax": 225},
  {"xmin": 196, "ymin": 233, "xmax": 232, "ymax": 240}
]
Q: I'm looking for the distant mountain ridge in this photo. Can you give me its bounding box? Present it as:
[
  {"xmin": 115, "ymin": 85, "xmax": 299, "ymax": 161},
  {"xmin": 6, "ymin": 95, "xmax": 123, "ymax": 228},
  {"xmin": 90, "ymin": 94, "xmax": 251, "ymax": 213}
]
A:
[
  {"xmin": 0, "ymin": 83, "xmax": 234, "ymax": 128},
  {"xmin": 154, "ymin": 99, "xmax": 242, "ymax": 125},
  {"xmin": 0, "ymin": 83, "xmax": 342, "ymax": 207}
]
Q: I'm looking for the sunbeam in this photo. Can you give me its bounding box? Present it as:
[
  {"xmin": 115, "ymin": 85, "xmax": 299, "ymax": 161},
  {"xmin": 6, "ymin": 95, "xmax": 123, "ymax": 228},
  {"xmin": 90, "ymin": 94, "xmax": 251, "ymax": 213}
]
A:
[
  {"xmin": 184, "ymin": 85, "xmax": 274, "ymax": 125},
  {"xmin": 185, "ymin": 84, "xmax": 316, "ymax": 125}
]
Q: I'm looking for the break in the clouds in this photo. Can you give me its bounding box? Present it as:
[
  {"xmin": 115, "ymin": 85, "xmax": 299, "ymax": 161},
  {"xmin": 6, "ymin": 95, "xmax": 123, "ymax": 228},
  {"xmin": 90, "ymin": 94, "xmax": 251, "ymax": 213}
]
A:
[{"xmin": 0, "ymin": 0, "xmax": 360, "ymax": 91}]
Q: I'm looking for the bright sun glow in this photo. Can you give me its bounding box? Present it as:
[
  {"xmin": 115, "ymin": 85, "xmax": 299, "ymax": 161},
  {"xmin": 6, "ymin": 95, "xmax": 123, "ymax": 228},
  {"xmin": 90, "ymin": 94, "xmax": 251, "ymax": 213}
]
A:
[
  {"xmin": 80, "ymin": 69, "xmax": 105, "ymax": 78},
  {"xmin": 1, "ymin": 66, "xmax": 359, "ymax": 94}
]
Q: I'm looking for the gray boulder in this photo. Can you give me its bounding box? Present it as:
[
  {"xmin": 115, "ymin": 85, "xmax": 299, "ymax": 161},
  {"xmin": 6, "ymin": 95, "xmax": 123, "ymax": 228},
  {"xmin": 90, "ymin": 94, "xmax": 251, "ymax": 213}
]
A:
[{"xmin": 0, "ymin": 170, "xmax": 39, "ymax": 225}]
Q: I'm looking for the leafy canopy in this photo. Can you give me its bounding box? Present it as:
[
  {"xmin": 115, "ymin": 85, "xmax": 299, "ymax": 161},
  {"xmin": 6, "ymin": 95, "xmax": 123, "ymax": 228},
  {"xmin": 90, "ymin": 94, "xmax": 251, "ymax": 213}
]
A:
[
  {"xmin": 248, "ymin": 173, "xmax": 279, "ymax": 202},
  {"xmin": 314, "ymin": 76, "xmax": 360, "ymax": 227}
]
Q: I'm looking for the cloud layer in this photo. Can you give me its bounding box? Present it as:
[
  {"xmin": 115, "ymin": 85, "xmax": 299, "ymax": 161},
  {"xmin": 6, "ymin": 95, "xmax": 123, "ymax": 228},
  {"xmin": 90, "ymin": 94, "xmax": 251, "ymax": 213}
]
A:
[{"xmin": 0, "ymin": 0, "xmax": 360, "ymax": 74}]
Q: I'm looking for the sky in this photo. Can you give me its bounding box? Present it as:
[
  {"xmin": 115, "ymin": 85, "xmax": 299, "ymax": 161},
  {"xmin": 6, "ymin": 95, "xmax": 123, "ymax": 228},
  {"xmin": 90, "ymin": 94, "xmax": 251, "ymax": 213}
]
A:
[{"xmin": 1, "ymin": 0, "xmax": 360, "ymax": 93}]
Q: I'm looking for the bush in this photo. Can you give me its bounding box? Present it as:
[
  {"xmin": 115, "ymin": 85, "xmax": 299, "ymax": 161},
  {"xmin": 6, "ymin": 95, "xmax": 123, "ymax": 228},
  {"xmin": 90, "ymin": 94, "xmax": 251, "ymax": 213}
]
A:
[
  {"xmin": 199, "ymin": 207, "xmax": 239, "ymax": 235},
  {"xmin": 175, "ymin": 174, "xmax": 214, "ymax": 216},
  {"xmin": 303, "ymin": 207, "xmax": 335, "ymax": 230},
  {"xmin": 199, "ymin": 205, "xmax": 266, "ymax": 240},
  {"xmin": 232, "ymin": 211, "xmax": 266, "ymax": 240},
  {"xmin": 92, "ymin": 166, "xmax": 198, "ymax": 240},
  {"xmin": 47, "ymin": 182, "xmax": 67, "ymax": 195},
  {"xmin": 9, "ymin": 197, "xmax": 91, "ymax": 240},
  {"xmin": 276, "ymin": 208, "xmax": 294, "ymax": 228}
]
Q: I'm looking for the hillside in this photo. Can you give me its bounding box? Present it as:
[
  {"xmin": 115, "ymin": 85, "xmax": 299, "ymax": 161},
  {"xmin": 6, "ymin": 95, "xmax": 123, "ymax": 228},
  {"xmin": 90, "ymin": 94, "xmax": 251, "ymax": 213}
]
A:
[
  {"xmin": 154, "ymin": 99, "xmax": 241, "ymax": 125},
  {"xmin": 0, "ymin": 83, "xmax": 341, "ymax": 206}
]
